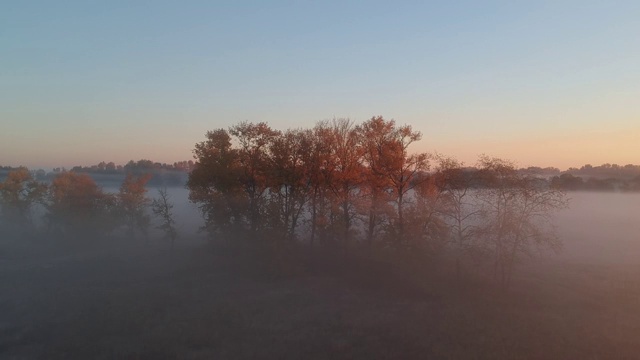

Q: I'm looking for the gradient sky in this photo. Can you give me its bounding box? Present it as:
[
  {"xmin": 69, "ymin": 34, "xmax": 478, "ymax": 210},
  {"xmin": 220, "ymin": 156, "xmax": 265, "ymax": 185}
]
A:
[{"xmin": 2, "ymin": 1, "xmax": 639, "ymax": 170}]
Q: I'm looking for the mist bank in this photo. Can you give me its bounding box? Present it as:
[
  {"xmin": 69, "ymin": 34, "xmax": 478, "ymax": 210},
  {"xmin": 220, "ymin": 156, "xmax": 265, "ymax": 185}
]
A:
[{"xmin": 555, "ymin": 191, "xmax": 640, "ymax": 265}]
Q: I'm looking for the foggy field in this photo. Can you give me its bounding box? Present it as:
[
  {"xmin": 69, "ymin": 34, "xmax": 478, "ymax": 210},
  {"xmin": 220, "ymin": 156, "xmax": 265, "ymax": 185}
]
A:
[{"xmin": 2, "ymin": 192, "xmax": 640, "ymax": 359}]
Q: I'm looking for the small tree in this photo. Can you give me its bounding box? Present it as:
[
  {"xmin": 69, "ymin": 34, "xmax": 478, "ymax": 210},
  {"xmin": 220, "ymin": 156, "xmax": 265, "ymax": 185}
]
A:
[
  {"xmin": 46, "ymin": 172, "xmax": 116, "ymax": 237},
  {"xmin": 152, "ymin": 188, "xmax": 178, "ymax": 249},
  {"xmin": 475, "ymin": 156, "xmax": 568, "ymax": 288},
  {"xmin": 432, "ymin": 155, "xmax": 482, "ymax": 276},
  {"xmin": 0, "ymin": 167, "xmax": 47, "ymax": 237},
  {"xmin": 118, "ymin": 173, "xmax": 152, "ymax": 239}
]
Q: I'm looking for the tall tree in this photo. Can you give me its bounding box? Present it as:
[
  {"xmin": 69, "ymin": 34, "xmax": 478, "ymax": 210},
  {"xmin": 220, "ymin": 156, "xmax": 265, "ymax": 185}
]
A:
[
  {"xmin": 306, "ymin": 123, "xmax": 334, "ymax": 250},
  {"xmin": 357, "ymin": 116, "xmax": 397, "ymax": 250},
  {"xmin": 266, "ymin": 128, "xmax": 313, "ymax": 242},
  {"xmin": 323, "ymin": 118, "xmax": 365, "ymax": 254},
  {"xmin": 375, "ymin": 123, "xmax": 430, "ymax": 248},
  {"xmin": 229, "ymin": 121, "xmax": 281, "ymax": 237},
  {"xmin": 188, "ymin": 128, "xmax": 244, "ymax": 238}
]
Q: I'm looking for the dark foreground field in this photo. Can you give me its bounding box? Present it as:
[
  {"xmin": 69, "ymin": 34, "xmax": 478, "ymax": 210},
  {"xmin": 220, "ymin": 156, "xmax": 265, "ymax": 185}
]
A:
[{"xmin": 2, "ymin": 238, "xmax": 640, "ymax": 360}]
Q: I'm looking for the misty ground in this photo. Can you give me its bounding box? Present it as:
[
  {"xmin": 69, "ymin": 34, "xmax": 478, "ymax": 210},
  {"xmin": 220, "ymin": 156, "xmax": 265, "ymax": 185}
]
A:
[
  {"xmin": 2, "ymin": 191, "xmax": 640, "ymax": 359},
  {"xmin": 2, "ymin": 236, "xmax": 640, "ymax": 360}
]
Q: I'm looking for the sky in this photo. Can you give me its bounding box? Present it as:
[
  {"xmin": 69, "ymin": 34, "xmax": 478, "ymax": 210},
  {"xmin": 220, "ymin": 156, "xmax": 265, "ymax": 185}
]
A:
[{"xmin": 2, "ymin": 1, "xmax": 639, "ymax": 170}]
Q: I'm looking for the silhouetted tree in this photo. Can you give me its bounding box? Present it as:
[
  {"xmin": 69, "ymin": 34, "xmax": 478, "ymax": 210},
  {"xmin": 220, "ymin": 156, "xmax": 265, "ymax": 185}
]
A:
[
  {"xmin": 152, "ymin": 187, "xmax": 178, "ymax": 248},
  {"xmin": 475, "ymin": 156, "xmax": 568, "ymax": 288},
  {"xmin": 306, "ymin": 123, "xmax": 334, "ymax": 251},
  {"xmin": 188, "ymin": 128, "xmax": 244, "ymax": 239},
  {"xmin": 230, "ymin": 121, "xmax": 281, "ymax": 237},
  {"xmin": 431, "ymin": 155, "xmax": 482, "ymax": 276},
  {"xmin": 266, "ymin": 128, "xmax": 313, "ymax": 242}
]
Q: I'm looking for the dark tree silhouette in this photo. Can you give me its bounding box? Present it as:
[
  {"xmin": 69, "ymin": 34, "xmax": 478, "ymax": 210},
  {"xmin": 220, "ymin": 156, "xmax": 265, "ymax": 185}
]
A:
[{"xmin": 152, "ymin": 187, "xmax": 178, "ymax": 248}]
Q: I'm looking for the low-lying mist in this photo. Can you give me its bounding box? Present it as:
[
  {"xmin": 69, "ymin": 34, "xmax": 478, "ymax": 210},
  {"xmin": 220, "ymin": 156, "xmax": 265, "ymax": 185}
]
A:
[
  {"xmin": 2, "ymin": 184, "xmax": 640, "ymax": 359},
  {"xmin": 555, "ymin": 191, "xmax": 640, "ymax": 264}
]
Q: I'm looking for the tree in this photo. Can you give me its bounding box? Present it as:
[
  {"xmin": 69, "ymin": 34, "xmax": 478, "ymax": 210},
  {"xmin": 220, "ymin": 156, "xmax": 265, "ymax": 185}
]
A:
[
  {"xmin": 374, "ymin": 123, "xmax": 429, "ymax": 248},
  {"xmin": 475, "ymin": 156, "xmax": 568, "ymax": 288},
  {"xmin": 357, "ymin": 116, "xmax": 396, "ymax": 251},
  {"xmin": 152, "ymin": 187, "xmax": 178, "ymax": 249},
  {"xmin": 402, "ymin": 171, "xmax": 450, "ymax": 254},
  {"xmin": 306, "ymin": 123, "xmax": 334, "ymax": 251},
  {"xmin": 322, "ymin": 118, "xmax": 365, "ymax": 254},
  {"xmin": 188, "ymin": 128, "xmax": 244, "ymax": 239},
  {"xmin": 118, "ymin": 173, "xmax": 152, "ymax": 239},
  {"xmin": 266, "ymin": 128, "xmax": 313, "ymax": 242},
  {"xmin": 0, "ymin": 167, "xmax": 47, "ymax": 236},
  {"xmin": 430, "ymin": 155, "xmax": 482, "ymax": 276},
  {"xmin": 229, "ymin": 121, "xmax": 281, "ymax": 237},
  {"xmin": 46, "ymin": 172, "xmax": 116, "ymax": 237}
]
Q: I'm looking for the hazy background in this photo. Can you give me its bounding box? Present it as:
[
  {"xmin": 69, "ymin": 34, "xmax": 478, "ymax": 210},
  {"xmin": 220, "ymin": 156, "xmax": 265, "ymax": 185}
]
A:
[{"xmin": 3, "ymin": 1, "xmax": 639, "ymax": 169}]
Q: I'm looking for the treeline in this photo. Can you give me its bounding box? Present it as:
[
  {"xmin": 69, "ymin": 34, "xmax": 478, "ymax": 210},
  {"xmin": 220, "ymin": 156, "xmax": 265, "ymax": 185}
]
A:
[
  {"xmin": 566, "ymin": 163, "xmax": 640, "ymax": 179},
  {"xmin": 0, "ymin": 159, "xmax": 195, "ymax": 187},
  {"xmin": 65, "ymin": 159, "xmax": 195, "ymax": 174},
  {"xmin": 550, "ymin": 173, "xmax": 640, "ymax": 192},
  {"xmin": 188, "ymin": 117, "xmax": 568, "ymax": 287},
  {"xmin": 0, "ymin": 169, "xmax": 177, "ymax": 247}
]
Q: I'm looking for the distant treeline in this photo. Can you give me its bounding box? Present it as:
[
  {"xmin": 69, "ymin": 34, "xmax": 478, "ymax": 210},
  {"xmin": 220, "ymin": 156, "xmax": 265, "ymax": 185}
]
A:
[
  {"xmin": 3, "ymin": 160, "xmax": 639, "ymax": 192},
  {"xmin": 0, "ymin": 159, "xmax": 194, "ymax": 187}
]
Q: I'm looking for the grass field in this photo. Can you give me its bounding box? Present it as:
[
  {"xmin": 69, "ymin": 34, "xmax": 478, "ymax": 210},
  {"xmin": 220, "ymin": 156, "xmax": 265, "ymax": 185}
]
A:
[{"xmin": 2, "ymin": 235, "xmax": 640, "ymax": 360}]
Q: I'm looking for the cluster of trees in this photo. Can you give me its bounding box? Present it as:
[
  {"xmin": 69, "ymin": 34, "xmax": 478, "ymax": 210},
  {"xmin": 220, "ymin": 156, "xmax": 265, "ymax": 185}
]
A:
[
  {"xmin": 188, "ymin": 117, "xmax": 568, "ymax": 286},
  {"xmin": 1, "ymin": 116, "xmax": 572, "ymax": 286},
  {"xmin": 0, "ymin": 169, "xmax": 178, "ymax": 245}
]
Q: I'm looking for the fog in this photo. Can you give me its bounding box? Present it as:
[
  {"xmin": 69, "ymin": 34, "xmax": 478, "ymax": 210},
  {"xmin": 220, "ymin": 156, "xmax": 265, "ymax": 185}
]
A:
[
  {"xmin": 103, "ymin": 185, "xmax": 204, "ymax": 238},
  {"xmin": 141, "ymin": 188, "xmax": 640, "ymax": 266},
  {"xmin": 555, "ymin": 192, "xmax": 640, "ymax": 264},
  {"xmin": 2, "ymin": 188, "xmax": 640, "ymax": 359}
]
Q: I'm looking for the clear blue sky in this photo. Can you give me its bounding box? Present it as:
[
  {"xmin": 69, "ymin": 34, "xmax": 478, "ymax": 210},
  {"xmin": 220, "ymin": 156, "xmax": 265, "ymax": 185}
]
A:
[{"xmin": 2, "ymin": 1, "xmax": 639, "ymax": 169}]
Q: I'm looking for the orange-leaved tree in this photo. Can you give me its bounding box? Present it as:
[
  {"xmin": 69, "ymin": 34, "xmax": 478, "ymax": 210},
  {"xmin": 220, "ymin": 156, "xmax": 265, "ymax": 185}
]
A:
[
  {"xmin": 46, "ymin": 172, "xmax": 116, "ymax": 237},
  {"xmin": 0, "ymin": 167, "xmax": 47, "ymax": 236}
]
